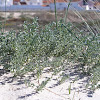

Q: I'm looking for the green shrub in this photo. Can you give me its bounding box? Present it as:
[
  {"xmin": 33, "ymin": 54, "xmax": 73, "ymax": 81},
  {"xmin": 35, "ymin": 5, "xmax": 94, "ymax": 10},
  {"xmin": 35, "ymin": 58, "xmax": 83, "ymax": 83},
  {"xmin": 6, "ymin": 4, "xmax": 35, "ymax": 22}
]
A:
[{"xmin": 0, "ymin": 18, "xmax": 100, "ymax": 91}]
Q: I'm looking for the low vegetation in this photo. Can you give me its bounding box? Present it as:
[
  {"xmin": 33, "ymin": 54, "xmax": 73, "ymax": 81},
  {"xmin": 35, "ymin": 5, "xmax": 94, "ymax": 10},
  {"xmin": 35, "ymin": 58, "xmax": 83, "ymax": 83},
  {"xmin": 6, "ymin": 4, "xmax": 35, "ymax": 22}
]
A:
[{"xmin": 0, "ymin": 15, "xmax": 100, "ymax": 91}]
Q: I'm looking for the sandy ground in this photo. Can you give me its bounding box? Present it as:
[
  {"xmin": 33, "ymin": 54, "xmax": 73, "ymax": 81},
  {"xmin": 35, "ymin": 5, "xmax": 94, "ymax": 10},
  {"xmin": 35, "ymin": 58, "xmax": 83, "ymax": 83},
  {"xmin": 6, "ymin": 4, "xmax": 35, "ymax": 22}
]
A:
[
  {"xmin": 0, "ymin": 11, "xmax": 100, "ymax": 33},
  {"xmin": 0, "ymin": 65, "xmax": 100, "ymax": 100},
  {"xmin": 0, "ymin": 11, "xmax": 100, "ymax": 22}
]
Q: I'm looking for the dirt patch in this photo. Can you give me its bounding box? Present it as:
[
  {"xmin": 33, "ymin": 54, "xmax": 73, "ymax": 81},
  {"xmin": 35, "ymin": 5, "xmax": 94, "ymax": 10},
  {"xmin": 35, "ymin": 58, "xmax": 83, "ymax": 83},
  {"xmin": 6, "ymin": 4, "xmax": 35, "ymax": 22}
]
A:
[{"xmin": 0, "ymin": 10, "xmax": 100, "ymax": 32}]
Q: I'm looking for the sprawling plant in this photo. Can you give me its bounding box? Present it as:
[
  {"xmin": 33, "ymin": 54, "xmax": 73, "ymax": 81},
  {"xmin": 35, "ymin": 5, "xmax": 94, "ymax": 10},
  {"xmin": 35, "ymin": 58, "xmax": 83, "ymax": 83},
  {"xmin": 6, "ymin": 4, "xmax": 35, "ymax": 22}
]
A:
[{"xmin": 0, "ymin": 18, "xmax": 100, "ymax": 90}]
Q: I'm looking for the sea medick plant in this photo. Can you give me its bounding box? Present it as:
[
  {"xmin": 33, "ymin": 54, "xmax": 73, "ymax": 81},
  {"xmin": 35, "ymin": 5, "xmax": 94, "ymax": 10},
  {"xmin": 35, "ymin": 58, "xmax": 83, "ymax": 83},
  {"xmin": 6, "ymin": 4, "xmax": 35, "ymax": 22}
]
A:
[{"xmin": 0, "ymin": 16, "xmax": 100, "ymax": 91}]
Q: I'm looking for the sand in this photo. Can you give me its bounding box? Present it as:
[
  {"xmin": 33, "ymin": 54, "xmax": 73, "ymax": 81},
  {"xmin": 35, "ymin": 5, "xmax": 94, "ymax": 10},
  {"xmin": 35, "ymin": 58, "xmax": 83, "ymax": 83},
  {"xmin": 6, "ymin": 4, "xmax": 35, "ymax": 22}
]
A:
[{"xmin": 0, "ymin": 65, "xmax": 100, "ymax": 100}]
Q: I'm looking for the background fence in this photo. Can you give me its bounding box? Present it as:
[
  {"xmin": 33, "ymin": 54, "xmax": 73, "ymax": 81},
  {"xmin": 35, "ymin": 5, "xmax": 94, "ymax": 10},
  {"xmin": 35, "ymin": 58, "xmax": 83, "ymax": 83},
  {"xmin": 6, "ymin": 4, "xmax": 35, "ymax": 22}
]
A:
[{"xmin": 0, "ymin": 2, "xmax": 85, "ymax": 12}]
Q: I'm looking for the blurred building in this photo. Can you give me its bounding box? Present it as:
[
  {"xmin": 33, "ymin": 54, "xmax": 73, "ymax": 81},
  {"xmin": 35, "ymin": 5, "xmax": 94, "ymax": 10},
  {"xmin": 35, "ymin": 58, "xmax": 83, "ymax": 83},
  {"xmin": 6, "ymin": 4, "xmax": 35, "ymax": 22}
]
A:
[
  {"xmin": 42, "ymin": 0, "xmax": 80, "ymax": 6},
  {"xmin": 0, "ymin": 0, "xmax": 99, "ymax": 11},
  {"xmin": 0, "ymin": 0, "xmax": 13, "ymax": 6},
  {"xmin": 78, "ymin": 0, "xmax": 94, "ymax": 10},
  {"xmin": 13, "ymin": 0, "xmax": 43, "ymax": 5}
]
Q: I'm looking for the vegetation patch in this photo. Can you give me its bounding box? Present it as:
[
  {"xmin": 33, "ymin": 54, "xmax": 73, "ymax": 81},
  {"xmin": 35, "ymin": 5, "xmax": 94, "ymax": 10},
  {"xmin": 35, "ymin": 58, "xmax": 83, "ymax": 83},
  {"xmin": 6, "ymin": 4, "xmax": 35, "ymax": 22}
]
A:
[{"xmin": 0, "ymin": 16, "xmax": 100, "ymax": 92}]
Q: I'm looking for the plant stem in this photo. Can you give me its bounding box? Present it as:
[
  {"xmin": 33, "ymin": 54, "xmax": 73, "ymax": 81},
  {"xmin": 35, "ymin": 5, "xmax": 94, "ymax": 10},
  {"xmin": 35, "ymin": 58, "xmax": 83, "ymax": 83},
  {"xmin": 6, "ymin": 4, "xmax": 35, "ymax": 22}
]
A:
[
  {"xmin": 64, "ymin": 0, "xmax": 71, "ymax": 23},
  {"xmin": 54, "ymin": 0, "xmax": 58, "ymax": 29},
  {"xmin": 3, "ymin": 0, "xmax": 7, "ymax": 32}
]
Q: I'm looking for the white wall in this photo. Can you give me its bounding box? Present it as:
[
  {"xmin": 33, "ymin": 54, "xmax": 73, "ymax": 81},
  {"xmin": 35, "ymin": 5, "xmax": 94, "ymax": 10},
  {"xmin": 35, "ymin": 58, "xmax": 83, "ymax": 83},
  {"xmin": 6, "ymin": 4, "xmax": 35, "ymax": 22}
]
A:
[
  {"xmin": 26, "ymin": 0, "xmax": 43, "ymax": 5},
  {"xmin": 0, "ymin": 0, "xmax": 13, "ymax": 6}
]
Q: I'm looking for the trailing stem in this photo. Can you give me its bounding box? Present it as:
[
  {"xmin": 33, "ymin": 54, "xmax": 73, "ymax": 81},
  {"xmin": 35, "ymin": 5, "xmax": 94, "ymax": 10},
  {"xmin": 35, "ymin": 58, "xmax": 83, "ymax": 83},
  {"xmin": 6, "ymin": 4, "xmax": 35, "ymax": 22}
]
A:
[{"xmin": 54, "ymin": 0, "xmax": 58, "ymax": 29}]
